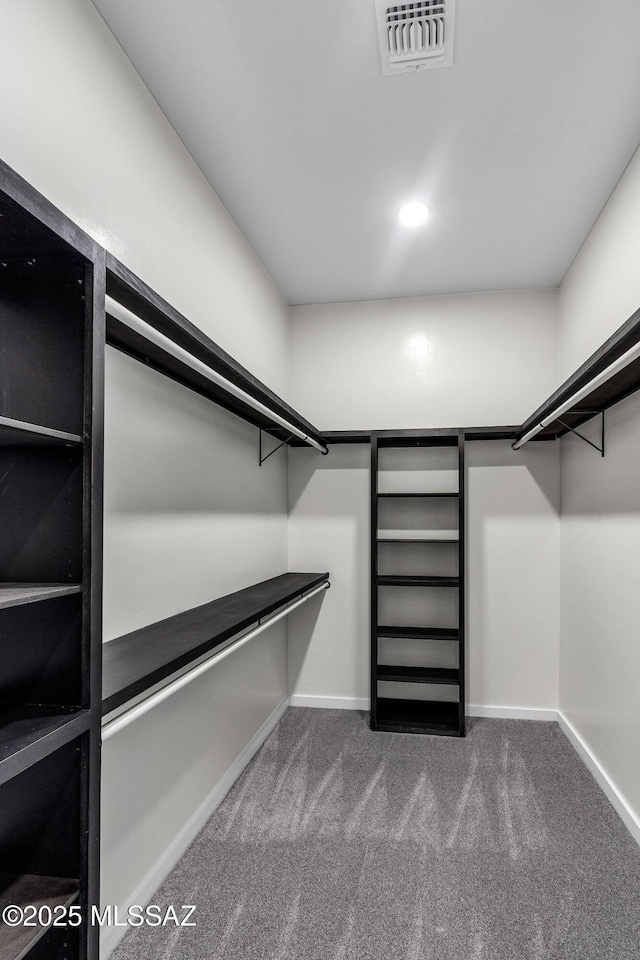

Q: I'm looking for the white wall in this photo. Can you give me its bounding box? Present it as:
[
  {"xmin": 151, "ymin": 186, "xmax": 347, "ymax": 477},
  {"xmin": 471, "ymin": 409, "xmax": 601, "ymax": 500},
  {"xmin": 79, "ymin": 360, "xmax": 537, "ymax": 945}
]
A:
[
  {"xmin": 0, "ymin": 1, "xmax": 294, "ymax": 945},
  {"xmin": 289, "ymin": 290, "xmax": 560, "ymax": 713},
  {"xmin": 558, "ymin": 142, "xmax": 640, "ymax": 829},
  {"xmin": 290, "ymin": 289, "xmax": 558, "ymax": 431}
]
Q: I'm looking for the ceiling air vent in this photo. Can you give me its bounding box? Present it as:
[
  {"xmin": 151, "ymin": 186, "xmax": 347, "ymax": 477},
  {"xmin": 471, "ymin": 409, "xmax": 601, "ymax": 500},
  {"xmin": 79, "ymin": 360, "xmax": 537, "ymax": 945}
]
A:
[{"xmin": 375, "ymin": 0, "xmax": 455, "ymax": 75}]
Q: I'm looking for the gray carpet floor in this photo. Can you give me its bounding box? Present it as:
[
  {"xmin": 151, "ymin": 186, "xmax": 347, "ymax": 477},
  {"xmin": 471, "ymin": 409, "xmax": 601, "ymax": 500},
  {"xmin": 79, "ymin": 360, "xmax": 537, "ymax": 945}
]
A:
[{"xmin": 111, "ymin": 709, "xmax": 640, "ymax": 959}]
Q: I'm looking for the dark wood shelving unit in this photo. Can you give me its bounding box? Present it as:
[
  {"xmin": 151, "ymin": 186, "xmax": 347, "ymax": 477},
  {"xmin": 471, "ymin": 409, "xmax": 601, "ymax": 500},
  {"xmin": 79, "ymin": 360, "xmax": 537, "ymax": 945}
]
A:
[
  {"xmin": 0, "ymin": 160, "xmax": 103, "ymax": 960},
  {"xmin": 371, "ymin": 431, "xmax": 465, "ymax": 737},
  {"xmin": 103, "ymin": 572, "xmax": 329, "ymax": 716}
]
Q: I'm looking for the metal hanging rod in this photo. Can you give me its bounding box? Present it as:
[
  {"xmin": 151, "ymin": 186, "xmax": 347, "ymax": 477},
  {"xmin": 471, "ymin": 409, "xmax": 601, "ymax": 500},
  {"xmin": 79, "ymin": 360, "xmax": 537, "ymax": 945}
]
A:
[
  {"xmin": 101, "ymin": 580, "xmax": 330, "ymax": 741},
  {"xmin": 105, "ymin": 295, "xmax": 329, "ymax": 456},
  {"xmin": 512, "ymin": 336, "xmax": 640, "ymax": 451}
]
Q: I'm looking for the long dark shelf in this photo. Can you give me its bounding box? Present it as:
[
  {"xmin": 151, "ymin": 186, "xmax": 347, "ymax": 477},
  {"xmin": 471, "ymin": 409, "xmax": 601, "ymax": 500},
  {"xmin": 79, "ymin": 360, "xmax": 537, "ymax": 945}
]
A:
[
  {"xmin": 290, "ymin": 426, "xmax": 518, "ymax": 445},
  {"xmin": 105, "ymin": 256, "xmax": 327, "ymax": 449},
  {"xmin": 377, "ymin": 492, "xmax": 459, "ymax": 498},
  {"xmin": 378, "ymin": 625, "xmax": 459, "ymax": 641},
  {"xmin": 102, "ymin": 572, "xmax": 329, "ymax": 715},
  {"xmin": 0, "ymin": 584, "xmax": 82, "ymax": 611},
  {"xmin": 373, "ymin": 698, "xmax": 461, "ymax": 736},
  {"xmin": 0, "ymin": 872, "xmax": 78, "ymax": 960},
  {"xmin": 0, "ymin": 417, "xmax": 82, "ymax": 447},
  {"xmin": 377, "ymin": 576, "xmax": 459, "ymax": 587},
  {"xmin": 0, "ymin": 706, "xmax": 89, "ymax": 787},
  {"xmin": 377, "ymin": 666, "xmax": 459, "ymax": 685},
  {"xmin": 514, "ymin": 305, "xmax": 640, "ymax": 442}
]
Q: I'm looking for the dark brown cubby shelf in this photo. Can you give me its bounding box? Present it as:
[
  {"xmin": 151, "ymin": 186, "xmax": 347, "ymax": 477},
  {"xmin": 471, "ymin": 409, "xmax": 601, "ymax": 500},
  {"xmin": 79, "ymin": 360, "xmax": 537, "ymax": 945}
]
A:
[
  {"xmin": 377, "ymin": 492, "xmax": 459, "ymax": 498},
  {"xmin": 0, "ymin": 585, "xmax": 82, "ymax": 611},
  {"xmin": 377, "ymin": 537, "xmax": 459, "ymax": 543},
  {"xmin": 0, "ymin": 417, "xmax": 82, "ymax": 447},
  {"xmin": 0, "ymin": 707, "xmax": 89, "ymax": 788},
  {"xmin": 377, "ymin": 666, "xmax": 459, "ymax": 685},
  {"xmin": 374, "ymin": 698, "xmax": 460, "ymax": 736},
  {"xmin": 0, "ymin": 873, "xmax": 78, "ymax": 960},
  {"xmin": 377, "ymin": 625, "xmax": 459, "ymax": 641},
  {"xmin": 377, "ymin": 576, "xmax": 459, "ymax": 587}
]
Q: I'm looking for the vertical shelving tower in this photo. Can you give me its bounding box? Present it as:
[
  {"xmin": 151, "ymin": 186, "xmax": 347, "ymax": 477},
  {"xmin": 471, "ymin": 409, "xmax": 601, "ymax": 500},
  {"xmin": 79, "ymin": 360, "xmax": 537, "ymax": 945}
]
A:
[
  {"xmin": 370, "ymin": 430, "xmax": 465, "ymax": 736},
  {"xmin": 0, "ymin": 162, "xmax": 103, "ymax": 959}
]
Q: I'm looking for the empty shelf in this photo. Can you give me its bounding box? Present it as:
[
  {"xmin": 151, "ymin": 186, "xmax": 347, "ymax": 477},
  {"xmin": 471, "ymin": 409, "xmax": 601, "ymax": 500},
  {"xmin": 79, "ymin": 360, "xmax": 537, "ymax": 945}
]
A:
[
  {"xmin": 377, "ymin": 666, "xmax": 459, "ymax": 685},
  {"xmin": 377, "ymin": 492, "xmax": 459, "ymax": 498},
  {"xmin": 377, "ymin": 575, "xmax": 459, "ymax": 587},
  {"xmin": 103, "ymin": 572, "xmax": 330, "ymax": 715},
  {"xmin": 374, "ymin": 698, "xmax": 461, "ymax": 736},
  {"xmin": 377, "ymin": 530, "xmax": 458, "ymax": 541},
  {"xmin": 378, "ymin": 625, "xmax": 459, "ymax": 641},
  {"xmin": 0, "ymin": 872, "xmax": 78, "ymax": 960},
  {"xmin": 0, "ymin": 706, "xmax": 89, "ymax": 787},
  {"xmin": 0, "ymin": 416, "xmax": 82, "ymax": 447},
  {"xmin": 0, "ymin": 584, "xmax": 82, "ymax": 610}
]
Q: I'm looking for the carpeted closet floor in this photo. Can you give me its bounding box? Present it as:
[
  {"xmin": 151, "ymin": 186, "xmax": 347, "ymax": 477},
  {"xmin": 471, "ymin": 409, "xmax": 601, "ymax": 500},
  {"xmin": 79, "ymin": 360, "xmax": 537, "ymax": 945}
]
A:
[{"xmin": 111, "ymin": 708, "xmax": 640, "ymax": 959}]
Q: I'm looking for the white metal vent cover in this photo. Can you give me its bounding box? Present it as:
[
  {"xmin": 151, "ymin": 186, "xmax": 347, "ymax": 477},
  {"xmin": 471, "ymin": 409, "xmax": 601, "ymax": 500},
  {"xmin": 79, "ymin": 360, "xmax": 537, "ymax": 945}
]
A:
[{"xmin": 375, "ymin": 0, "xmax": 455, "ymax": 75}]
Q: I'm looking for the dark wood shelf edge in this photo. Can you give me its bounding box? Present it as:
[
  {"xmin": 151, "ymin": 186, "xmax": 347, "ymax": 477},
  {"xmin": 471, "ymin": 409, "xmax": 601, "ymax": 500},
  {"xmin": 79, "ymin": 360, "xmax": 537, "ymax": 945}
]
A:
[
  {"xmin": 105, "ymin": 256, "xmax": 327, "ymax": 448},
  {"xmin": 376, "ymin": 576, "xmax": 459, "ymax": 587},
  {"xmin": 0, "ymin": 584, "xmax": 83, "ymax": 611},
  {"xmin": 377, "ymin": 666, "xmax": 460, "ymax": 684},
  {"xmin": 0, "ymin": 873, "xmax": 79, "ymax": 960},
  {"xmin": 0, "ymin": 417, "xmax": 83, "ymax": 447},
  {"xmin": 514, "ymin": 305, "xmax": 640, "ymax": 443},
  {"xmin": 0, "ymin": 709, "xmax": 90, "ymax": 788},
  {"xmin": 102, "ymin": 572, "xmax": 330, "ymax": 715},
  {"xmin": 291, "ymin": 426, "xmax": 518, "ymax": 446}
]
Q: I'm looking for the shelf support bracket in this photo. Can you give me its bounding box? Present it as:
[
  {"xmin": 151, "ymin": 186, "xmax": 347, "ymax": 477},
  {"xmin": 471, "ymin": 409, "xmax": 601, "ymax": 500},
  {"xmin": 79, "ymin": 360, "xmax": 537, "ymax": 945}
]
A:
[
  {"xmin": 259, "ymin": 429, "xmax": 293, "ymax": 466},
  {"xmin": 557, "ymin": 409, "xmax": 605, "ymax": 457}
]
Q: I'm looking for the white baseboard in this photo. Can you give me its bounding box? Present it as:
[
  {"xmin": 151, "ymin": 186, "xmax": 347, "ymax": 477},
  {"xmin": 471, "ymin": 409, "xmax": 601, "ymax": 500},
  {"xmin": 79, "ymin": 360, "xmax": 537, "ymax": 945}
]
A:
[
  {"xmin": 289, "ymin": 694, "xmax": 369, "ymax": 710},
  {"xmin": 468, "ymin": 704, "xmax": 558, "ymax": 722},
  {"xmin": 100, "ymin": 695, "xmax": 289, "ymax": 959},
  {"xmin": 557, "ymin": 709, "xmax": 640, "ymax": 849}
]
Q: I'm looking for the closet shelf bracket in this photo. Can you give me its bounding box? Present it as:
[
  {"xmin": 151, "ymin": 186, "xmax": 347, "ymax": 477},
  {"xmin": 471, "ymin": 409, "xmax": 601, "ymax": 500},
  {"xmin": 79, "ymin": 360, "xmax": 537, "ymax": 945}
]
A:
[
  {"xmin": 259, "ymin": 429, "xmax": 293, "ymax": 466},
  {"xmin": 557, "ymin": 409, "xmax": 605, "ymax": 457}
]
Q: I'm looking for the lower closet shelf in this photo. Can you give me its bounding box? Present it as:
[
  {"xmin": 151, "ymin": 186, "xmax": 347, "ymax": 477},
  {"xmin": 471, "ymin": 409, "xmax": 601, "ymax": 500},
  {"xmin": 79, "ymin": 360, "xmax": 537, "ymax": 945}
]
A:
[
  {"xmin": 0, "ymin": 873, "xmax": 78, "ymax": 960},
  {"xmin": 102, "ymin": 571, "xmax": 330, "ymax": 715},
  {"xmin": 374, "ymin": 698, "xmax": 460, "ymax": 736},
  {"xmin": 377, "ymin": 666, "xmax": 459, "ymax": 685}
]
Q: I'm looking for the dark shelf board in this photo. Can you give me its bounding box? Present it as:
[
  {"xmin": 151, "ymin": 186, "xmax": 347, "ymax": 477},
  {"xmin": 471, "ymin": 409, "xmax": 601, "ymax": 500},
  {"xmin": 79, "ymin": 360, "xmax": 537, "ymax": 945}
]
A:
[
  {"xmin": 0, "ymin": 417, "xmax": 82, "ymax": 447},
  {"xmin": 377, "ymin": 666, "xmax": 459, "ymax": 685},
  {"xmin": 0, "ymin": 872, "xmax": 78, "ymax": 960},
  {"xmin": 103, "ymin": 572, "xmax": 330, "ymax": 715},
  {"xmin": 291, "ymin": 426, "xmax": 517, "ymax": 446},
  {"xmin": 514, "ymin": 305, "xmax": 640, "ymax": 443},
  {"xmin": 105, "ymin": 256, "xmax": 327, "ymax": 449},
  {"xmin": 377, "ymin": 576, "xmax": 459, "ymax": 587},
  {"xmin": 0, "ymin": 706, "xmax": 89, "ymax": 787},
  {"xmin": 377, "ymin": 492, "xmax": 459, "ymax": 498},
  {"xmin": 378, "ymin": 625, "xmax": 459, "ymax": 641},
  {"xmin": 373, "ymin": 698, "xmax": 462, "ymax": 736},
  {"xmin": 377, "ymin": 537, "xmax": 459, "ymax": 544},
  {"xmin": 0, "ymin": 584, "xmax": 82, "ymax": 611}
]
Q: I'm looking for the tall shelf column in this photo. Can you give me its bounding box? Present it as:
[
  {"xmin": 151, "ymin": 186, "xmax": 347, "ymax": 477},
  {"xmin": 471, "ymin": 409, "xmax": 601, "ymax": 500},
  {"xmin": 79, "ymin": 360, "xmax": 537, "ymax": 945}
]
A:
[
  {"xmin": 0, "ymin": 162, "xmax": 103, "ymax": 960},
  {"xmin": 370, "ymin": 430, "xmax": 465, "ymax": 736}
]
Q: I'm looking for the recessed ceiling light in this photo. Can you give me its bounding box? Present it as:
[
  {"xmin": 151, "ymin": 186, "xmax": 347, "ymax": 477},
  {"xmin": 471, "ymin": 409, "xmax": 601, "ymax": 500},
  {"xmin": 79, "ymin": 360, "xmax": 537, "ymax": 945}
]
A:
[{"xmin": 398, "ymin": 202, "xmax": 430, "ymax": 227}]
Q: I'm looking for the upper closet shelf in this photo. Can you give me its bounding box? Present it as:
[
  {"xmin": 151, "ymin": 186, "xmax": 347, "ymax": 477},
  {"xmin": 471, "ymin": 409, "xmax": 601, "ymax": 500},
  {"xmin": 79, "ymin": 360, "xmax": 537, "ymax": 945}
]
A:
[
  {"xmin": 0, "ymin": 416, "xmax": 82, "ymax": 447},
  {"xmin": 105, "ymin": 256, "xmax": 328, "ymax": 454},
  {"xmin": 513, "ymin": 306, "xmax": 640, "ymax": 450}
]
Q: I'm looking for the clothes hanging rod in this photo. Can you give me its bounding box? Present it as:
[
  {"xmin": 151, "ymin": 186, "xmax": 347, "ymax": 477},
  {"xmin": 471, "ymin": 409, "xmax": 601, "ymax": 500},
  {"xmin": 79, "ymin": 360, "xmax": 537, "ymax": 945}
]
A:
[
  {"xmin": 102, "ymin": 580, "xmax": 329, "ymax": 741},
  {"xmin": 105, "ymin": 295, "xmax": 329, "ymax": 456},
  {"xmin": 512, "ymin": 336, "xmax": 640, "ymax": 451}
]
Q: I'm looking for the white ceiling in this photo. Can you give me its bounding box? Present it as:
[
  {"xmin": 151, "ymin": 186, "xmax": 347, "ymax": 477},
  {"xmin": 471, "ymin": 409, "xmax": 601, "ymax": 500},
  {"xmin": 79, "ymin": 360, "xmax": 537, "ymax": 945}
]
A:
[{"xmin": 92, "ymin": 0, "xmax": 640, "ymax": 305}]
